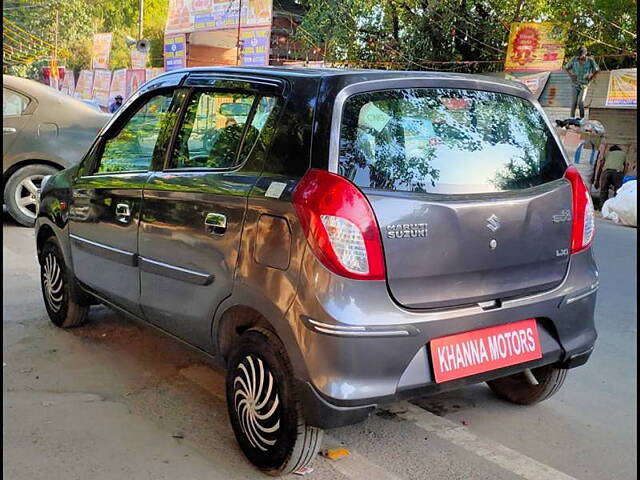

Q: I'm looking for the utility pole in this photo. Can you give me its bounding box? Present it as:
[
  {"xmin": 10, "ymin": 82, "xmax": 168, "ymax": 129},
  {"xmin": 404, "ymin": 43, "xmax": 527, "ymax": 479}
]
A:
[
  {"xmin": 236, "ymin": 0, "xmax": 243, "ymax": 65},
  {"xmin": 54, "ymin": 10, "xmax": 59, "ymax": 62},
  {"xmin": 138, "ymin": 0, "xmax": 144, "ymax": 40}
]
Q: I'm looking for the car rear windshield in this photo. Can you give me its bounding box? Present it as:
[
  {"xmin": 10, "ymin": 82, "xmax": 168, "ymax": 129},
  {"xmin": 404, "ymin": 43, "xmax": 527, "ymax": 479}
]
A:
[{"xmin": 338, "ymin": 88, "xmax": 567, "ymax": 194}]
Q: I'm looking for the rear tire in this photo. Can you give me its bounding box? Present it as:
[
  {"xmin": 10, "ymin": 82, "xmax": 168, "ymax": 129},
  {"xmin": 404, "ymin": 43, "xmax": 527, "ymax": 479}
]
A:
[
  {"xmin": 4, "ymin": 164, "xmax": 58, "ymax": 227},
  {"xmin": 226, "ymin": 328, "xmax": 323, "ymax": 476},
  {"xmin": 39, "ymin": 236, "xmax": 90, "ymax": 328},
  {"xmin": 487, "ymin": 364, "xmax": 568, "ymax": 405}
]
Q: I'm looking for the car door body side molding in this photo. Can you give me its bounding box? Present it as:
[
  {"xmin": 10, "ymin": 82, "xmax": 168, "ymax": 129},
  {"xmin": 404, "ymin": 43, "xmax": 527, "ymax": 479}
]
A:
[
  {"xmin": 70, "ymin": 234, "xmax": 138, "ymax": 267},
  {"xmin": 139, "ymin": 256, "xmax": 214, "ymax": 286},
  {"xmin": 70, "ymin": 234, "xmax": 213, "ymax": 285}
]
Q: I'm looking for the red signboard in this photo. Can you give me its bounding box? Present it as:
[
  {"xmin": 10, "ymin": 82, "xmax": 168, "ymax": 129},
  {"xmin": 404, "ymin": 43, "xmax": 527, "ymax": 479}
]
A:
[{"xmin": 430, "ymin": 319, "xmax": 542, "ymax": 383}]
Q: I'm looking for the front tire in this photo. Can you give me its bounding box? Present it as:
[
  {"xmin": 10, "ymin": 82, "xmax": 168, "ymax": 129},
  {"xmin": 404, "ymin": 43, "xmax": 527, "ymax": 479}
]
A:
[
  {"xmin": 39, "ymin": 236, "xmax": 90, "ymax": 328},
  {"xmin": 226, "ymin": 328, "xmax": 323, "ymax": 476},
  {"xmin": 4, "ymin": 164, "xmax": 58, "ymax": 227},
  {"xmin": 487, "ymin": 364, "xmax": 568, "ymax": 405}
]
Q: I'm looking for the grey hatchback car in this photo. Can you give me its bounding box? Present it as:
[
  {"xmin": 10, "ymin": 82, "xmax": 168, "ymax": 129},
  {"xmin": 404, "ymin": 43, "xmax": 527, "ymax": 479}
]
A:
[{"xmin": 35, "ymin": 67, "xmax": 598, "ymax": 475}]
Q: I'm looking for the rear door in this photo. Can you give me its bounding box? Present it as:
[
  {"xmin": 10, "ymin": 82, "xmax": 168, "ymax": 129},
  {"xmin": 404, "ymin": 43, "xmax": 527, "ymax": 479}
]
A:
[
  {"xmin": 68, "ymin": 89, "xmax": 178, "ymax": 315},
  {"xmin": 335, "ymin": 83, "xmax": 573, "ymax": 309},
  {"xmin": 3, "ymin": 87, "xmax": 33, "ymax": 158},
  {"xmin": 138, "ymin": 79, "xmax": 281, "ymax": 351}
]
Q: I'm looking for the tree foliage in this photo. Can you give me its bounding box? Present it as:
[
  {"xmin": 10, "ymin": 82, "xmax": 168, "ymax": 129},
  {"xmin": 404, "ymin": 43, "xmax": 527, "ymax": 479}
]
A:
[
  {"xmin": 295, "ymin": 0, "xmax": 637, "ymax": 71},
  {"xmin": 3, "ymin": 0, "xmax": 636, "ymax": 77},
  {"xmin": 4, "ymin": 0, "xmax": 168, "ymax": 77}
]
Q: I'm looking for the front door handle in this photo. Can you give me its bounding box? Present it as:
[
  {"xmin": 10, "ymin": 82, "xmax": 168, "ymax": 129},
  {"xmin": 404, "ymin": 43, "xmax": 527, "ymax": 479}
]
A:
[
  {"xmin": 3, "ymin": 127, "xmax": 17, "ymax": 134},
  {"xmin": 115, "ymin": 203, "xmax": 131, "ymax": 224},
  {"xmin": 205, "ymin": 212, "xmax": 227, "ymax": 235}
]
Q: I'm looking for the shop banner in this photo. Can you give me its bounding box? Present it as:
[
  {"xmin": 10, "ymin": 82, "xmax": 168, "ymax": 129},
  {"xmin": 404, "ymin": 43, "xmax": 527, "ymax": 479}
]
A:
[
  {"xmin": 605, "ymin": 68, "xmax": 637, "ymax": 107},
  {"xmin": 109, "ymin": 69, "xmax": 127, "ymax": 103},
  {"xmin": 92, "ymin": 69, "xmax": 113, "ymax": 107},
  {"xmin": 74, "ymin": 70, "xmax": 95, "ymax": 100},
  {"xmin": 92, "ymin": 33, "xmax": 113, "ymax": 69},
  {"xmin": 505, "ymin": 71, "xmax": 550, "ymax": 99},
  {"xmin": 61, "ymin": 71, "xmax": 75, "ymax": 96},
  {"xmin": 131, "ymin": 49, "xmax": 148, "ymax": 69},
  {"xmin": 164, "ymin": 33, "xmax": 187, "ymax": 71},
  {"xmin": 166, "ymin": 0, "xmax": 273, "ymax": 34},
  {"xmin": 505, "ymin": 22, "xmax": 567, "ymax": 72},
  {"xmin": 240, "ymin": 26, "xmax": 270, "ymax": 66},
  {"xmin": 145, "ymin": 67, "xmax": 164, "ymax": 81},
  {"xmin": 126, "ymin": 69, "xmax": 146, "ymax": 98}
]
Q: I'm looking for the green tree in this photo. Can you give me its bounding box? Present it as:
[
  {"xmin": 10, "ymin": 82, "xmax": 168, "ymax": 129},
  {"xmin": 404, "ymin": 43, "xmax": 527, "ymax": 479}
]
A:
[
  {"xmin": 4, "ymin": 0, "xmax": 168, "ymax": 77},
  {"xmin": 294, "ymin": 0, "xmax": 637, "ymax": 71}
]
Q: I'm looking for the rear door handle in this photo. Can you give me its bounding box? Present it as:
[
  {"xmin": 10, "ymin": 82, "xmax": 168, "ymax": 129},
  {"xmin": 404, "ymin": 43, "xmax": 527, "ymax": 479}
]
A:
[
  {"xmin": 3, "ymin": 127, "xmax": 17, "ymax": 134},
  {"xmin": 205, "ymin": 212, "xmax": 227, "ymax": 235},
  {"xmin": 115, "ymin": 203, "xmax": 131, "ymax": 224}
]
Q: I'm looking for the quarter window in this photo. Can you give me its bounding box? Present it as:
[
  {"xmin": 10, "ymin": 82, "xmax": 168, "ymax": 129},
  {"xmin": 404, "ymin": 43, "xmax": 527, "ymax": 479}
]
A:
[
  {"xmin": 96, "ymin": 92, "xmax": 175, "ymax": 174},
  {"xmin": 3, "ymin": 89, "xmax": 30, "ymax": 116}
]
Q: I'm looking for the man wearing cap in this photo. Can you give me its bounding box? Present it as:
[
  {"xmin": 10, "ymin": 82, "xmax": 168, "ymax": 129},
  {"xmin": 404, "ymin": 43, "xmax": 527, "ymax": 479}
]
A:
[
  {"xmin": 564, "ymin": 46, "xmax": 600, "ymax": 119},
  {"xmin": 108, "ymin": 95, "xmax": 124, "ymax": 114}
]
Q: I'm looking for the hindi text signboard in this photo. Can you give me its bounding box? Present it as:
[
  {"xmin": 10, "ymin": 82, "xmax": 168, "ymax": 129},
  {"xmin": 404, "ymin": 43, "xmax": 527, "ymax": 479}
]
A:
[
  {"xmin": 75, "ymin": 70, "xmax": 95, "ymax": 100},
  {"xmin": 92, "ymin": 69, "xmax": 113, "ymax": 107},
  {"xmin": 92, "ymin": 33, "xmax": 113, "ymax": 69},
  {"xmin": 164, "ymin": 34, "xmax": 188, "ymax": 71},
  {"xmin": 606, "ymin": 68, "xmax": 637, "ymax": 108},
  {"xmin": 505, "ymin": 22, "xmax": 567, "ymax": 72},
  {"xmin": 165, "ymin": 0, "xmax": 273, "ymax": 34}
]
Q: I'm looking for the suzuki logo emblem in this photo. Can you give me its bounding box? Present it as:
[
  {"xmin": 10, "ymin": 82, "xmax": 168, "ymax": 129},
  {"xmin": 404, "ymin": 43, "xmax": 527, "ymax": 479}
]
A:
[{"xmin": 486, "ymin": 214, "xmax": 501, "ymax": 232}]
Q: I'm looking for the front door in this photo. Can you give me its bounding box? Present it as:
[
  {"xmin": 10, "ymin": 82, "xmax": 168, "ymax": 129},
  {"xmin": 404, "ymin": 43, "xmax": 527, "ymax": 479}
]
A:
[
  {"xmin": 138, "ymin": 87, "xmax": 279, "ymax": 351},
  {"xmin": 68, "ymin": 90, "xmax": 177, "ymax": 315}
]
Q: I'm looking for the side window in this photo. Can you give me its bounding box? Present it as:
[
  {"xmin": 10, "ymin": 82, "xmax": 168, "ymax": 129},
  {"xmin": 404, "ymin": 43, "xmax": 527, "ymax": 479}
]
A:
[
  {"xmin": 96, "ymin": 92, "xmax": 175, "ymax": 174},
  {"xmin": 3, "ymin": 89, "xmax": 30, "ymax": 116},
  {"xmin": 170, "ymin": 91, "xmax": 255, "ymax": 169},
  {"xmin": 169, "ymin": 91, "xmax": 276, "ymax": 171}
]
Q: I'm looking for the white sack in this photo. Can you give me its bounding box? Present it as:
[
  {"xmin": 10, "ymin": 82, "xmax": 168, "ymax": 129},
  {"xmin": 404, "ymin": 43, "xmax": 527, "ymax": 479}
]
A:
[{"xmin": 601, "ymin": 180, "xmax": 637, "ymax": 227}]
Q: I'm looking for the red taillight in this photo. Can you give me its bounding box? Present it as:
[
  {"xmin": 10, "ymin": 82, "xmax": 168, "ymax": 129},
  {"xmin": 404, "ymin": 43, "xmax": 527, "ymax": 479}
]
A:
[
  {"xmin": 292, "ymin": 169, "xmax": 385, "ymax": 280},
  {"xmin": 564, "ymin": 166, "xmax": 595, "ymax": 254}
]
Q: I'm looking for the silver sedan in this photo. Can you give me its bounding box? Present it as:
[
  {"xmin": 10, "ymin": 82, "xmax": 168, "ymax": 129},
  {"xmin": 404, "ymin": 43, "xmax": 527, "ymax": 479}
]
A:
[{"xmin": 3, "ymin": 75, "xmax": 110, "ymax": 226}]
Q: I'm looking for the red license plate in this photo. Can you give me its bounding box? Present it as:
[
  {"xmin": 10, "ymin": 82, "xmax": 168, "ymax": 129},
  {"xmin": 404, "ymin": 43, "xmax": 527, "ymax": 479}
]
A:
[{"xmin": 430, "ymin": 319, "xmax": 542, "ymax": 383}]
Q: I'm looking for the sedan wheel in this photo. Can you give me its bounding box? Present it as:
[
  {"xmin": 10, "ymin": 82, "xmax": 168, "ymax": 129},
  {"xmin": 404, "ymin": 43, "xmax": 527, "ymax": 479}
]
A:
[
  {"xmin": 4, "ymin": 164, "xmax": 58, "ymax": 227},
  {"xmin": 14, "ymin": 174, "xmax": 45, "ymax": 220}
]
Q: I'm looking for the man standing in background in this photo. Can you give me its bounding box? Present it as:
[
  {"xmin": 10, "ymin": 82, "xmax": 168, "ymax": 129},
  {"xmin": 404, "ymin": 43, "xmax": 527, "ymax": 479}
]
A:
[
  {"xmin": 564, "ymin": 46, "xmax": 600, "ymax": 119},
  {"xmin": 108, "ymin": 95, "xmax": 123, "ymax": 114}
]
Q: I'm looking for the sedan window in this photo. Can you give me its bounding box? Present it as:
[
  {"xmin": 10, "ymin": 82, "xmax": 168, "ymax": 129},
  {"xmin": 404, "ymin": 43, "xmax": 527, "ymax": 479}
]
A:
[{"xmin": 3, "ymin": 88, "xmax": 30, "ymax": 116}]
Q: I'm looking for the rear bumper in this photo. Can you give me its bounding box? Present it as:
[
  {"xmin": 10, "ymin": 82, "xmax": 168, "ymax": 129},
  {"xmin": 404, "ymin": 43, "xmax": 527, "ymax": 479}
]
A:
[
  {"xmin": 298, "ymin": 341, "xmax": 595, "ymax": 429},
  {"xmin": 287, "ymin": 248, "xmax": 598, "ymax": 428}
]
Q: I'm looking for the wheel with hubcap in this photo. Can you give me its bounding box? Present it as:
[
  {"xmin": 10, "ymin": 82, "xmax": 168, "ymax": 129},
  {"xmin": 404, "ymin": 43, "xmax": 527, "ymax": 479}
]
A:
[
  {"xmin": 4, "ymin": 164, "xmax": 58, "ymax": 227},
  {"xmin": 226, "ymin": 328, "xmax": 323, "ymax": 475},
  {"xmin": 39, "ymin": 236, "xmax": 90, "ymax": 328},
  {"xmin": 487, "ymin": 364, "xmax": 568, "ymax": 405}
]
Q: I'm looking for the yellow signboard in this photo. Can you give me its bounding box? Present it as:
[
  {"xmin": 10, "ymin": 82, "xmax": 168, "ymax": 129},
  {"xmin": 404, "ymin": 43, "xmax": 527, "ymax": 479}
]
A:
[
  {"xmin": 606, "ymin": 68, "xmax": 637, "ymax": 107},
  {"xmin": 505, "ymin": 22, "xmax": 567, "ymax": 72}
]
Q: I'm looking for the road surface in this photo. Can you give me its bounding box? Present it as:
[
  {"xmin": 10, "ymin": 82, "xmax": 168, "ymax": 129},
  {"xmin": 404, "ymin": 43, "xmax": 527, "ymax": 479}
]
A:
[{"xmin": 3, "ymin": 214, "xmax": 636, "ymax": 480}]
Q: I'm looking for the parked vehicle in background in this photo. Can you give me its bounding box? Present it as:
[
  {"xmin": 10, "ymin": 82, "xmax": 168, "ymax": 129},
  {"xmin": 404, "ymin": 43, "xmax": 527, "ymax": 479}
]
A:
[
  {"xmin": 3, "ymin": 75, "xmax": 110, "ymax": 226},
  {"xmin": 35, "ymin": 67, "xmax": 598, "ymax": 475}
]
